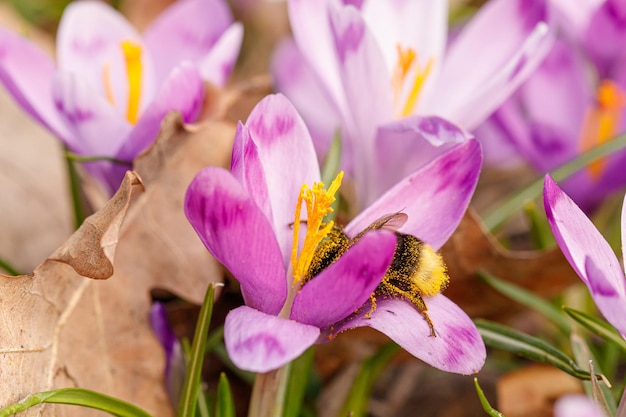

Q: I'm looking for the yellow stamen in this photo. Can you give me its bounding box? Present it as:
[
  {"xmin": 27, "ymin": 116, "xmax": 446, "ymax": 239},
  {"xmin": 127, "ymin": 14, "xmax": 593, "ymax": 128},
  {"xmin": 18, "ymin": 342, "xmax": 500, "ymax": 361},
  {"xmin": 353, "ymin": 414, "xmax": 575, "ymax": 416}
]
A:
[
  {"xmin": 290, "ymin": 171, "xmax": 344, "ymax": 286},
  {"xmin": 579, "ymin": 80, "xmax": 626, "ymax": 179},
  {"xmin": 391, "ymin": 45, "xmax": 417, "ymax": 100},
  {"xmin": 102, "ymin": 63, "xmax": 116, "ymax": 105},
  {"xmin": 120, "ymin": 40, "xmax": 143, "ymax": 125},
  {"xmin": 400, "ymin": 56, "xmax": 434, "ymax": 117}
]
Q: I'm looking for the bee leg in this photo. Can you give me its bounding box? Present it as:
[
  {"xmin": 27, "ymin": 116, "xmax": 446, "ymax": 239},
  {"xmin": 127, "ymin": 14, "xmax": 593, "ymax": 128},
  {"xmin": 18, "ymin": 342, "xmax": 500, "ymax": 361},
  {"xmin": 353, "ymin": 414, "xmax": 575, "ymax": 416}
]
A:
[
  {"xmin": 410, "ymin": 294, "xmax": 437, "ymax": 337},
  {"xmin": 364, "ymin": 294, "xmax": 377, "ymax": 318}
]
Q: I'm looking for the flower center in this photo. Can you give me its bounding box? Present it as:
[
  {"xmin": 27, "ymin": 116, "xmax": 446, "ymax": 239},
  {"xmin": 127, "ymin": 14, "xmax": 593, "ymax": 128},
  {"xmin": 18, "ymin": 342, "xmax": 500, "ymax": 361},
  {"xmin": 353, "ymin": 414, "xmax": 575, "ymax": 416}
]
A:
[
  {"xmin": 391, "ymin": 44, "xmax": 434, "ymax": 118},
  {"xmin": 579, "ymin": 80, "xmax": 626, "ymax": 179},
  {"xmin": 101, "ymin": 40, "xmax": 143, "ymax": 125},
  {"xmin": 290, "ymin": 171, "xmax": 344, "ymax": 287}
]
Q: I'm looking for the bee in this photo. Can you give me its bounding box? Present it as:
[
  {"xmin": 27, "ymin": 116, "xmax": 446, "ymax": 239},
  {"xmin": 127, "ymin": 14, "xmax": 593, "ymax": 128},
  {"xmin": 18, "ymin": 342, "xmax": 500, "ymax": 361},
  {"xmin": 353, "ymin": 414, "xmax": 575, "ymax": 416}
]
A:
[{"xmin": 305, "ymin": 213, "xmax": 449, "ymax": 337}]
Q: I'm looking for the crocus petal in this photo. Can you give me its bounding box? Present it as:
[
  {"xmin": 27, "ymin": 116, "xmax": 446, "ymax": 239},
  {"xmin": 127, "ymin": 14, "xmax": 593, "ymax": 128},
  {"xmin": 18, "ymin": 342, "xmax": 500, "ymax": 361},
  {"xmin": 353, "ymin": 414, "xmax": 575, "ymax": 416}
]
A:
[
  {"xmin": 272, "ymin": 39, "xmax": 345, "ymax": 164},
  {"xmin": 116, "ymin": 62, "xmax": 204, "ymax": 162},
  {"xmin": 372, "ymin": 115, "xmax": 469, "ymax": 202},
  {"xmin": 57, "ymin": 0, "xmax": 156, "ymax": 112},
  {"xmin": 144, "ymin": 0, "xmax": 234, "ymax": 85},
  {"xmin": 583, "ymin": 0, "xmax": 626, "ymax": 78},
  {"xmin": 0, "ymin": 27, "xmax": 74, "ymax": 146},
  {"xmin": 290, "ymin": 230, "xmax": 396, "ymax": 328},
  {"xmin": 544, "ymin": 175, "xmax": 626, "ymax": 335},
  {"xmin": 345, "ymin": 140, "xmax": 482, "ymax": 250},
  {"xmin": 185, "ymin": 167, "xmax": 287, "ymax": 314},
  {"xmin": 52, "ymin": 72, "xmax": 132, "ymax": 157},
  {"xmin": 198, "ymin": 22, "xmax": 243, "ymax": 87},
  {"xmin": 287, "ymin": 0, "xmax": 349, "ymax": 116},
  {"xmin": 554, "ymin": 394, "xmax": 607, "ymax": 417},
  {"xmin": 224, "ymin": 306, "xmax": 320, "ymax": 373},
  {"xmin": 360, "ymin": 0, "xmax": 447, "ymax": 101},
  {"xmin": 549, "ymin": 0, "xmax": 603, "ymax": 37},
  {"xmin": 325, "ymin": 296, "xmax": 486, "ymax": 375},
  {"xmin": 431, "ymin": 0, "xmax": 552, "ymax": 130},
  {"xmin": 150, "ymin": 303, "xmax": 184, "ymax": 405},
  {"xmin": 245, "ymin": 94, "xmax": 321, "ymax": 266}
]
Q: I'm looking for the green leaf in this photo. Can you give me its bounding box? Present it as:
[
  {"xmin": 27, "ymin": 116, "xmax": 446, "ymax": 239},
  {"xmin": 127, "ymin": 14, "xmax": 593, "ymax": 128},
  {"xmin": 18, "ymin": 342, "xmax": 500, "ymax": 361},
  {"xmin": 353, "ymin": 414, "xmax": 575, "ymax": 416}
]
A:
[
  {"xmin": 65, "ymin": 153, "xmax": 87, "ymax": 229},
  {"xmin": 177, "ymin": 284, "xmax": 216, "ymax": 417},
  {"xmin": 0, "ymin": 388, "xmax": 153, "ymax": 417},
  {"xmin": 564, "ymin": 307, "xmax": 626, "ymax": 353},
  {"xmin": 475, "ymin": 319, "xmax": 595, "ymax": 380},
  {"xmin": 522, "ymin": 201, "xmax": 555, "ymax": 249},
  {"xmin": 283, "ymin": 346, "xmax": 316, "ymax": 417},
  {"xmin": 479, "ymin": 272, "xmax": 570, "ymax": 334},
  {"xmin": 483, "ymin": 132, "xmax": 626, "ymax": 231},
  {"xmin": 65, "ymin": 151, "xmax": 129, "ymax": 165},
  {"xmin": 338, "ymin": 343, "xmax": 400, "ymax": 417},
  {"xmin": 474, "ymin": 378, "xmax": 505, "ymax": 417},
  {"xmin": 215, "ymin": 373, "xmax": 236, "ymax": 417},
  {"xmin": 321, "ymin": 130, "xmax": 342, "ymax": 187},
  {"xmin": 0, "ymin": 257, "xmax": 21, "ymax": 276}
]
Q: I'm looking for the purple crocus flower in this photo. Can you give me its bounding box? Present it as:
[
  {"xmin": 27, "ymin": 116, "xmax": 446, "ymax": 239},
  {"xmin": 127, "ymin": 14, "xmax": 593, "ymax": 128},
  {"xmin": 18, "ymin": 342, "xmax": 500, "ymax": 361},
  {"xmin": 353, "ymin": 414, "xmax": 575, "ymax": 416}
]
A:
[
  {"xmin": 150, "ymin": 303, "xmax": 185, "ymax": 406},
  {"xmin": 477, "ymin": 0, "xmax": 626, "ymax": 211},
  {"xmin": 273, "ymin": 0, "xmax": 552, "ymax": 207},
  {"xmin": 0, "ymin": 0, "xmax": 242, "ymax": 195},
  {"xmin": 544, "ymin": 175, "xmax": 626, "ymax": 337},
  {"xmin": 554, "ymin": 394, "xmax": 607, "ymax": 417},
  {"xmin": 185, "ymin": 94, "xmax": 485, "ymax": 374}
]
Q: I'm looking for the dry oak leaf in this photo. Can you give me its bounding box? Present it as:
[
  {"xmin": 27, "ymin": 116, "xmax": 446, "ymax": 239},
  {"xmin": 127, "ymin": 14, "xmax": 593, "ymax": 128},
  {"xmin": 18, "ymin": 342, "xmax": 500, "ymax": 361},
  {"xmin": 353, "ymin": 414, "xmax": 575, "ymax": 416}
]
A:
[
  {"xmin": 0, "ymin": 114, "xmax": 235, "ymax": 416},
  {"xmin": 441, "ymin": 208, "xmax": 580, "ymax": 319}
]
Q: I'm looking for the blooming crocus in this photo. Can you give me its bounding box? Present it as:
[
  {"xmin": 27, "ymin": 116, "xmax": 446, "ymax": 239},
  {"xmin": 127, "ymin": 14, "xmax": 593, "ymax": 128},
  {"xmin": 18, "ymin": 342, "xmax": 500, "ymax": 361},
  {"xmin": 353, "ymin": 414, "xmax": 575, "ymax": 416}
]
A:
[
  {"xmin": 554, "ymin": 394, "xmax": 607, "ymax": 417},
  {"xmin": 150, "ymin": 303, "xmax": 184, "ymax": 406},
  {"xmin": 477, "ymin": 0, "xmax": 626, "ymax": 211},
  {"xmin": 0, "ymin": 0, "xmax": 242, "ymax": 195},
  {"xmin": 273, "ymin": 0, "xmax": 552, "ymax": 207},
  {"xmin": 544, "ymin": 175, "xmax": 626, "ymax": 337},
  {"xmin": 185, "ymin": 94, "xmax": 485, "ymax": 374}
]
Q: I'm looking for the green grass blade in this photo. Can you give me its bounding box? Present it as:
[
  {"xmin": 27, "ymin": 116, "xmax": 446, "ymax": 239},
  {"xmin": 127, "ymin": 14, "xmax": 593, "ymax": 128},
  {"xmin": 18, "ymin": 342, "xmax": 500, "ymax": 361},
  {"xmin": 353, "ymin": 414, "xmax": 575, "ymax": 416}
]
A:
[
  {"xmin": 475, "ymin": 319, "xmax": 594, "ymax": 380},
  {"xmin": 479, "ymin": 272, "xmax": 571, "ymax": 334},
  {"xmin": 564, "ymin": 307, "xmax": 626, "ymax": 353},
  {"xmin": 215, "ymin": 373, "xmax": 235, "ymax": 417},
  {"xmin": 321, "ymin": 130, "xmax": 342, "ymax": 187},
  {"xmin": 338, "ymin": 343, "xmax": 400, "ymax": 417},
  {"xmin": 177, "ymin": 284, "xmax": 216, "ymax": 417},
  {"xmin": 474, "ymin": 378, "xmax": 505, "ymax": 417},
  {"xmin": 483, "ymin": 132, "xmax": 626, "ymax": 231},
  {"xmin": 0, "ymin": 388, "xmax": 153, "ymax": 417},
  {"xmin": 283, "ymin": 346, "xmax": 316, "ymax": 417}
]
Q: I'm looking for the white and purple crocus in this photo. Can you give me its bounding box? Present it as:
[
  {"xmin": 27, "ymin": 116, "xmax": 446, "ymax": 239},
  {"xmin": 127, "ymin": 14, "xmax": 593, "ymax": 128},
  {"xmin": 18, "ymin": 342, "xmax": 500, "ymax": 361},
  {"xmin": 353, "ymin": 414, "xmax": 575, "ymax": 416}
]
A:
[
  {"xmin": 273, "ymin": 0, "xmax": 552, "ymax": 207},
  {"xmin": 478, "ymin": 0, "xmax": 626, "ymax": 211},
  {"xmin": 185, "ymin": 94, "xmax": 486, "ymax": 374},
  {"xmin": 0, "ymin": 0, "xmax": 242, "ymax": 195},
  {"xmin": 544, "ymin": 175, "xmax": 626, "ymax": 338}
]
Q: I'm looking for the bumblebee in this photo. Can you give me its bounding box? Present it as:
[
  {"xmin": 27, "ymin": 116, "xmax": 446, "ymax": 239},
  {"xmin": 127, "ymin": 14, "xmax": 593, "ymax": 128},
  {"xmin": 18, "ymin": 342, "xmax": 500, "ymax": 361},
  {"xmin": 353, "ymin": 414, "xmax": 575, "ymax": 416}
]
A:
[{"xmin": 305, "ymin": 213, "xmax": 449, "ymax": 337}]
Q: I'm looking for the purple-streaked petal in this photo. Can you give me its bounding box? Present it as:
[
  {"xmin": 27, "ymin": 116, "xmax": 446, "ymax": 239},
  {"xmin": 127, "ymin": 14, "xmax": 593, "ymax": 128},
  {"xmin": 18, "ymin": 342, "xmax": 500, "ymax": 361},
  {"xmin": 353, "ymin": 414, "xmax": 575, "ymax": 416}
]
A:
[
  {"xmin": 245, "ymin": 94, "xmax": 321, "ymax": 266},
  {"xmin": 287, "ymin": 0, "xmax": 348, "ymax": 116},
  {"xmin": 360, "ymin": 0, "xmax": 447, "ymax": 100},
  {"xmin": 198, "ymin": 22, "xmax": 243, "ymax": 86},
  {"xmin": 150, "ymin": 303, "xmax": 184, "ymax": 405},
  {"xmin": 345, "ymin": 140, "xmax": 482, "ymax": 250},
  {"xmin": 272, "ymin": 39, "xmax": 345, "ymax": 164},
  {"xmin": 544, "ymin": 175, "xmax": 626, "ymax": 335},
  {"xmin": 549, "ymin": 0, "xmax": 603, "ymax": 37},
  {"xmin": 144, "ymin": 0, "xmax": 234, "ymax": 85},
  {"xmin": 57, "ymin": 0, "xmax": 156, "ymax": 112},
  {"xmin": 431, "ymin": 0, "xmax": 552, "ymax": 130},
  {"xmin": 231, "ymin": 122, "xmax": 273, "ymax": 221},
  {"xmin": 583, "ymin": 0, "xmax": 626, "ymax": 78},
  {"xmin": 116, "ymin": 62, "xmax": 204, "ymax": 162},
  {"xmin": 290, "ymin": 230, "xmax": 396, "ymax": 328},
  {"xmin": 325, "ymin": 296, "xmax": 486, "ymax": 375},
  {"xmin": 185, "ymin": 167, "xmax": 287, "ymax": 314},
  {"xmin": 52, "ymin": 71, "xmax": 132, "ymax": 156},
  {"xmin": 554, "ymin": 394, "xmax": 607, "ymax": 417},
  {"xmin": 224, "ymin": 306, "xmax": 320, "ymax": 373},
  {"xmin": 0, "ymin": 27, "xmax": 75, "ymax": 146},
  {"xmin": 371, "ymin": 115, "xmax": 469, "ymax": 203}
]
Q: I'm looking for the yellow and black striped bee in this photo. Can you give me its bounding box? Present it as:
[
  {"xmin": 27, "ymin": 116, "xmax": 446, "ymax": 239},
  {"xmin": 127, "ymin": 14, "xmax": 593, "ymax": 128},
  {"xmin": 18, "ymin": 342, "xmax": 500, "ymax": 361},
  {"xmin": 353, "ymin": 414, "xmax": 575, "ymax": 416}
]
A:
[{"xmin": 306, "ymin": 213, "xmax": 449, "ymax": 337}]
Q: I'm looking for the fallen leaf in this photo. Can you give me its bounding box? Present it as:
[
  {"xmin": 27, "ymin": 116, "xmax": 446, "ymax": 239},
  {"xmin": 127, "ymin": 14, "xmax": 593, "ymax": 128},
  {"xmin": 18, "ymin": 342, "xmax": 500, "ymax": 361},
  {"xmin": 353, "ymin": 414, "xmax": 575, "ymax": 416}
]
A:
[
  {"xmin": 0, "ymin": 112, "xmax": 236, "ymax": 415},
  {"xmin": 441, "ymin": 208, "xmax": 580, "ymax": 318}
]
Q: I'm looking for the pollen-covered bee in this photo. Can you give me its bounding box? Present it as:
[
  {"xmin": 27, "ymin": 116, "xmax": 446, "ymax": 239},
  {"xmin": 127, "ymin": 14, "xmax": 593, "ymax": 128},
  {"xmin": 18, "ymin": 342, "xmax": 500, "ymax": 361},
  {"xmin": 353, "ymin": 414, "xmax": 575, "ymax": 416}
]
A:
[{"xmin": 305, "ymin": 213, "xmax": 449, "ymax": 337}]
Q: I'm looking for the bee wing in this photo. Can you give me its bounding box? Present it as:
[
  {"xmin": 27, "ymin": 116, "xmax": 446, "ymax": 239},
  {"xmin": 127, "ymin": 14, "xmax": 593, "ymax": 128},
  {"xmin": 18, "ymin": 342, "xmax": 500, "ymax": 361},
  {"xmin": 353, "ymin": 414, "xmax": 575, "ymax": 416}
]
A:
[{"xmin": 353, "ymin": 212, "xmax": 408, "ymax": 239}]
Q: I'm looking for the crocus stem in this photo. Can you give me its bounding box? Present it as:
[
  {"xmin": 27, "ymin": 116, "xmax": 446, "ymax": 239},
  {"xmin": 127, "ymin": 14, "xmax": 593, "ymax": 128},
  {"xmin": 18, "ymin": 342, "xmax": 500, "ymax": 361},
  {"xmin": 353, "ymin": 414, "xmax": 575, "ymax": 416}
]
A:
[
  {"xmin": 248, "ymin": 362, "xmax": 291, "ymax": 417},
  {"xmin": 64, "ymin": 151, "xmax": 86, "ymax": 230}
]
